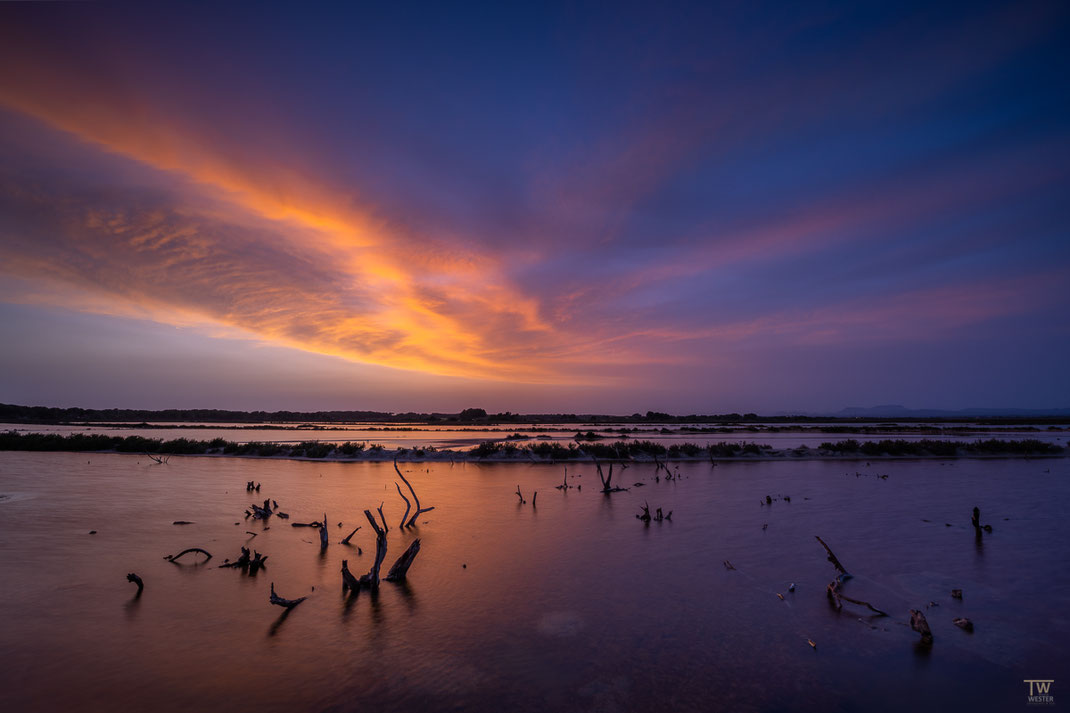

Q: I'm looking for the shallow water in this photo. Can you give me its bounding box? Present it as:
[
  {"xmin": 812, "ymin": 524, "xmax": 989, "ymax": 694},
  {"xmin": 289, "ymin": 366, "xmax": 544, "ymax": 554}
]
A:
[
  {"xmin": 3, "ymin": 420, "xmax": 1065, "ymax": 452},
  {"xmin": 1, "ymin": 452, "xmax": 1067, "ymax": 712}
]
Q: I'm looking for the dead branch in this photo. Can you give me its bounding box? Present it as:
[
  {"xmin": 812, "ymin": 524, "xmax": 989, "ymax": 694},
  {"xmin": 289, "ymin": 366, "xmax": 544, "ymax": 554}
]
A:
[
  {"xmin": 814, "ymin": 536, "xmax": 849, "ymax": 576},
  {"xmin": 341, "ymin": 526, "xmax": 361, "ymax": 545},
  {"xmin": 395, "ymin": 482, "xmax": 411, "ymax": 528},
  {"xmin": 146, "ymin": 453, "xmax": 170, "ymax": 464},
  {"xmin": 384, "ymin": 538, "xmax": 421, "ymax": 582},
  {"xmin": 269, "ymin": 582, "xmax": 306, "ymax": 609},
  {"xmin": 359, "ymin": 509, "xmax": 387, "ymax": 590},
  {"xmin": 532, "ymin": 491, "xmax": 537, "ymax": 507},
  {"xmin": 341, "ymin": 559, "xmax": 360, "ymax": 593},
  {"xmin": 637, "ymin": 502, "xmax": 651, "ymax": 523},
  {"xmin": 394, "ymin": 459, "xmax": 434, "ymax": 527},
  {"xmin": 172, "ymin": 521, "xmax": 194, "ymax": 525},
  {"xmin": 825, "ymin": 579, "xmax": 887, "ymax": 616},
  {"xmin": 376, "ymin": 502, "xmax": 389, "ymax": 533},
  {"xmin": 126, "ymin": 572, "xmax": 144, "ymax": 593},
  {"xmin": 164, "ymin": 547, "xmax": 213, "ymax": 563},
  {"xmin": 516, "ymin": 485, "xmax": 526, "ymax": 504},
  {"xmin": 320, "ymin": 513, "xmax": 329, "ymax": 550},
  {"xmin": 594, "ymin": 458, "xmax": 628, "ymax": 493},
  {"xmin": 219, "ymin": 547, "xmax": 252, "ymax": 569}
]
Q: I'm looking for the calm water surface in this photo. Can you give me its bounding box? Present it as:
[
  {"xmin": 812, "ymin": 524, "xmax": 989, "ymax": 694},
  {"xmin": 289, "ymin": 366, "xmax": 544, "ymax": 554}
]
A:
[{"xmin": 1, "ymin": 452, "xmax": 1067, "ymax": 712}]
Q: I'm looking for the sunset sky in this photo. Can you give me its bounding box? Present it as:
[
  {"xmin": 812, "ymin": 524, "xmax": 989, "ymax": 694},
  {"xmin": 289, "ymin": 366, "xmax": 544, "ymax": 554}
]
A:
[{"xmin": 1, "ymin": 1, "xmax": 1068, "ymax": 414}]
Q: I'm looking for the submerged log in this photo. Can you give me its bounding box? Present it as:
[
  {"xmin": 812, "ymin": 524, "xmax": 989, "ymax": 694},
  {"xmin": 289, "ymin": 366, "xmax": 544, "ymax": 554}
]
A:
[
  {"xmin": 826, "ymin": 579, "xmax": 887, "ymax": 616},
  {"xmin": 637, "ymin": 502, "xmax": 652, "ymax": 523},
  {"xmin": 341, "ymin": 526, "xmax": 361, "ymax": 545},
  {"xmin": 164, "ymin": 547, "xmax": 213, "ymax": 563},
  {"xmin": 910, "ymin": 609, "xmax": 934, "ymax": 645},
  {"xmin": 341, "ymin": 559, "xmax": 360, "ymax": 593},
  {"xmin": 269, "ymin": 582, "xmax": 306, "ymax": 609},
  {"xmin": 384, "ymin": 539, "xmax": 421, "ymax": 582},
  {"xmin": 126, "ymin": 572, "xmax": 144, "ymax": 594},
  {"xmin": 953, "ymin": 617, "xmax": 974, "ymax": 632},
  {"xmin": 219, "ymin": 546, "xmax": 252, "ymax": 569}
]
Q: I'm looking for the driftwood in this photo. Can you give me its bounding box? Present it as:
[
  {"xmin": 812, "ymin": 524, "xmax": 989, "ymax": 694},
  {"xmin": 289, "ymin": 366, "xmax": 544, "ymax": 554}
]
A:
[
  {"xmin": 826, "ymin": 579, "xmax": 887, "ymax": 616},
  {"xmin": 594, "ymin": 459, "xmax": 628, "ymax": 493},
  {"xmin": 637, "ymin": 502, "xmax": 651, "ymax": 523},
  {"xmin": 164, "ymin": 547, "xmax": 213, "ymax": 563},
  {"xmin": 341, "ymin": 559, "xmax": 361, "ymax": 593},
  {"xmin": 219, "ymin": 547, "xmax": 252, "ymax": 568},
  {"xmin": 341, "ymin": 526, "xmax": 361, "ymax": 545},
  {"xmin": 291, "ymin": 521, "xmax": 320, "ymax": 528},
  {"xmin": 394, "ymin": 459, "xmax": 434, "ymax": 527},
  {"xmin": 816, "ymin": 536, "xmax": 887, "ymax": 616},
  {"xmin": 251, "ymin": 499, "xmax": 272, "ymax": 519},
  {"xmin": 385, "ymin": 539, "xmax": 421, "ymax": 582},
  {"xmin": 395, "ymin": 482, "xmax": 412, "ymax": 528},
  {"xmin": 269, "ymin": 582, "xmax": 306, "ymax": 609},
  {"xmin": 953, "ymin": 617, "xmax": 974, "ymax": 632},
  {"xmin": 532, "ymin": 491, "xmax": 537, "ymax": 507},
  {"xmin": 146, "ymin": 453, "xmax": 170, "ymax": 464},
  {"xmin": 126, "ymin": 572, "xmax": 144, "ymax": 594},
  {"xmin": 376, "ymin": 502, "xmax": 389, "ymax": 533},
  {"xmin": 172, "ymin": 521, "xmax": 194, "ymax": 525},
  {"xmin": 815, "ymin": 536, "xmax": 848, "ymax": 576},
  {"xmin": 555, "ymin": 466, "xmax": 571, "ymax": 491},
  {"xmin": 516, "ymin": 485, "xmax": 526, "ymax": 504},
  {"xmin": 910, "ymin": 609, "xmax": 933, "ymax": 645},
  {"xmin": 359, "ymin": 509, "xmax": 387, "ymax": 590}
]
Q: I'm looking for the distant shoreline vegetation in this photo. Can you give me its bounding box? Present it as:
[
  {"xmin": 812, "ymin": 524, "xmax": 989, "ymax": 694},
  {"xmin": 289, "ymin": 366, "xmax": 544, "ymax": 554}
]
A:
[
  {"xmin": 0, "ymin": 431, "xmax": 1063, "ymax": 461},
  {"xmin": 3, "ymin": 403, "xmax": 1069, "ymax": 426}
]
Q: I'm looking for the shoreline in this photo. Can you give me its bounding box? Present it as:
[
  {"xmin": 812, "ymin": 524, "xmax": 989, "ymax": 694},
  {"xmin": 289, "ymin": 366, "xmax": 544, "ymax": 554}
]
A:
[{"xmin": 2, "ymin": 447, "xmax": 1065, "ymax": 464}]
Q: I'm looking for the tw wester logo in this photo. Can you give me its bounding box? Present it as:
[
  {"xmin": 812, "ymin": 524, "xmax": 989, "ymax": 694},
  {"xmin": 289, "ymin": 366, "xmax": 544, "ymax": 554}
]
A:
[{"xmin": 1025, "ymin": 679, "xmax": 1054, "ymax": 706}]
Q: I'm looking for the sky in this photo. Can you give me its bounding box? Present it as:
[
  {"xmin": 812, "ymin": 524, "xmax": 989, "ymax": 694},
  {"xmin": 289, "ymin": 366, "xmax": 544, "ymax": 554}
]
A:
[{"xmin": 0, "ymin": 0, "xmax": 1068, "ymax": 415}]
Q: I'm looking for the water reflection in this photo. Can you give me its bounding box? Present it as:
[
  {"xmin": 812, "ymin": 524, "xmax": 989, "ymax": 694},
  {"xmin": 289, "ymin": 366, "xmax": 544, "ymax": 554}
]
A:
[{"xmin": 0, "ymin": 451, "xmax": 1066, "ymax": 713}]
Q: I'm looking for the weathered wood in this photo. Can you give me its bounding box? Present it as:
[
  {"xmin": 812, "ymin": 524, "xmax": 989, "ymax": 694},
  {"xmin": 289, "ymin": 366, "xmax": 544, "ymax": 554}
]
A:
[
  {"xmin": 814, "ymin": 536, "xmax": 848, "ymax": 576},
  {"xmin": 320, "ymin": 513, "xmax": 329, "ymax": 550},
  {"xmin": 126, "ymin": 572, "xmax": 144, "ymax": 593},
  {"xmin": 341, "ymin": 559, "xmax": 360, "ymax": 593},
  {"xmin": 516, "ymin": 485, "xmax": 525, "ymax": 504},
  {"xmin": 395, "ymin": 482, "xmax": 411, "ymax": 528},
  {"xmin": 249, "ymin": 550, "xmax": 268, "ymax": 574},
  {"xmin": 146, "ymin": 453, "xmax": 169, "ymax": 464},
  {"xmin": 953, "ymin": 617, "xmax": 974, "ymax": 632},
  {"xmin": 532, "ymin": 491, "xmax": 537, "ymax": 507},
  {"xmin": 394, "ymin": 459, "xmax": 434, "ymax": 527},
  {"xmin": 594, "ymin": 458, "xmax": 628, "ymax": 493},
  {"xmin": 219, "ymin": 546, "xmax": 252, "ymax": 568},
  {"xmin": 637, "ymin": 502, "xmax": 652, "ymax": 523},
  {"xmin": 384, "ymin": 538, "xmax": 421, "ymax": 582},
  {"xmin": 376, "ymin": 502, "xmax": 389, "ymax": 533},
  {"xmin": 359, "ymin": 509, "xmax": 387, "ymax": 590},
  {"xmin": 172, "ymin": 520, "xmax": 194, "ymax": 525},
  {"xmin": 269, "ymin": 582, "xmax": 306, "ymax": 609},
  {"xmin": 341, "ymin": 526, "xmax": 361, "ymax": 545},
  {"xmin": 825, "ymin": 579, "xmax": 887, "ymax": 616},
  {"xmin": 910, "ymin": 609, "xmax": 933, "ymax": 645},
  {"xmin": 164, "ymin": 547, "xmax": 213, "ymax": 563}
]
